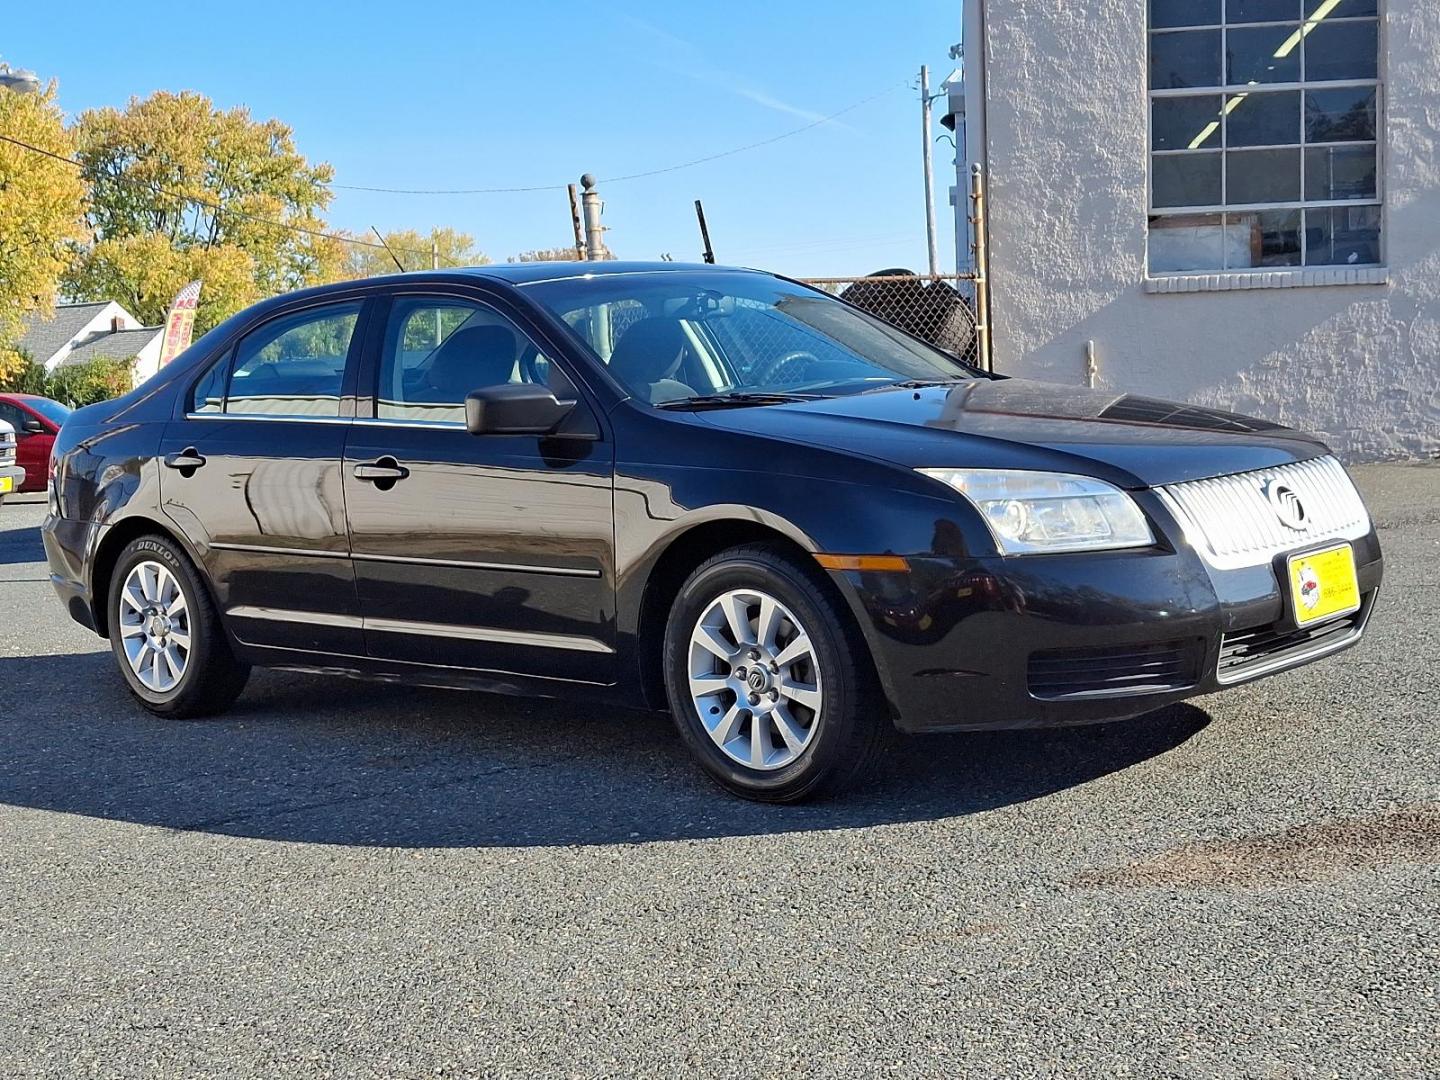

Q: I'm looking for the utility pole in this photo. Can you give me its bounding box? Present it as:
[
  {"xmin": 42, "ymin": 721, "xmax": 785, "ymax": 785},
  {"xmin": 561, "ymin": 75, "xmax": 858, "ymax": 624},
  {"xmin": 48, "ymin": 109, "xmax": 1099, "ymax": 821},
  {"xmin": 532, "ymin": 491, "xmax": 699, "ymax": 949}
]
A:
[
  {"xmin": 431, "ymin": 241, "xmax": 442, "ymax": 345},
  {"xmin": 567, "ymin": 184, "xmax": 586, "ymax": 260},
  {"xmin": 580, "ymin": 174, "xmax": 606, "ymax": 261},
  {"xmin": 579, "ymin": 173, "xmax": 611, "ymax": 354},
  {"xmin": 920, "ymin": 65, "xmax": 941, "ymax": 278},
  {"xmin": 694, "ymin": 200, "xmax": 715, "ymax": 264}
]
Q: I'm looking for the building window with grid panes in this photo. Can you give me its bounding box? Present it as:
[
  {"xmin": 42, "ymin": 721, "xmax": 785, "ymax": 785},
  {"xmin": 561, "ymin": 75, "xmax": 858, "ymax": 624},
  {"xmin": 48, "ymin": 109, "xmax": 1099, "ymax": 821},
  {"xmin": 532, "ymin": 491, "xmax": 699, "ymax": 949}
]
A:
[{"xmin": 1147, "ymin": 0, "xmax": 1381, "ymax": 275}]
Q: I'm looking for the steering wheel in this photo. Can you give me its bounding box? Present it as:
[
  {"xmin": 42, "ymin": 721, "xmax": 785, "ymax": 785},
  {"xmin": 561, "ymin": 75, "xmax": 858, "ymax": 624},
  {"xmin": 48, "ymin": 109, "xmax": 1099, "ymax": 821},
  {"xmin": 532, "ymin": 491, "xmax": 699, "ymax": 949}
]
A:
[{"xmin": 754, "ymin": 349, "xmax": 821, "ymax": 386}]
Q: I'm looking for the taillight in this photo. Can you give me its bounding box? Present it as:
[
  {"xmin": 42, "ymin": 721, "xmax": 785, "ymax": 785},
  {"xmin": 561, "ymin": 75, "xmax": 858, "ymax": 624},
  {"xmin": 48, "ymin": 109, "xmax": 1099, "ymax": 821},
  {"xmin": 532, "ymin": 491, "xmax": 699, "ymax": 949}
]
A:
[{"xmin": 47, "ymin": 445, "xmax": 59, "ymax": 517}]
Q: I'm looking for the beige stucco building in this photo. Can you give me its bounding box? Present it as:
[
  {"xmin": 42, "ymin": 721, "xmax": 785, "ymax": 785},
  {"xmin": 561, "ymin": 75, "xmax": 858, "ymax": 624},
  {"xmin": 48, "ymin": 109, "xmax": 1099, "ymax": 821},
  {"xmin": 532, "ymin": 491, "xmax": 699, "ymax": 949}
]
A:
[{"xmin": 951, "ymin": 0, "xmax": 1437, "ymax": 460}]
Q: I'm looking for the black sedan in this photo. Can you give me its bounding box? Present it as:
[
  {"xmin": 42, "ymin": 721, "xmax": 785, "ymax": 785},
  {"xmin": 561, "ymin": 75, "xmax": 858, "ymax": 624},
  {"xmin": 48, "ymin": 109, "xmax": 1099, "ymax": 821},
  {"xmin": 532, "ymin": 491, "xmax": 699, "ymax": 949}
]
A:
[{"xmin": 42, "ymin": 263, "xmax": 1382, "ymax": 800}]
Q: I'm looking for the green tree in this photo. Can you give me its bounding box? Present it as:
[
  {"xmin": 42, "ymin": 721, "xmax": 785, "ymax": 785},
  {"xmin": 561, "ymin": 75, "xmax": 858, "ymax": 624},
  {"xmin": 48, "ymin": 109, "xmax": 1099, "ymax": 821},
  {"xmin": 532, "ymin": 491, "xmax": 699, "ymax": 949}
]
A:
[
  {"xmin": 65, "ymin": 91, "xmax": 341, "ymax": 329},
  {"xmin": 339, "ymin": 226, "xmax": 487, "ymax": 279},
  {"xmin": 0, "ymin": 85, "xmax": 89, "ymax": 373},
  {"xmin": 0, "ymin": 354, "xmax": 133, "ymax": 407},
  {"xmin": 0, "ymin": 351, "xmax": 49, "ymax": 396},
  {"xmin": 45, "ymin": 356, "xmax": 133, "ymax": 407}
]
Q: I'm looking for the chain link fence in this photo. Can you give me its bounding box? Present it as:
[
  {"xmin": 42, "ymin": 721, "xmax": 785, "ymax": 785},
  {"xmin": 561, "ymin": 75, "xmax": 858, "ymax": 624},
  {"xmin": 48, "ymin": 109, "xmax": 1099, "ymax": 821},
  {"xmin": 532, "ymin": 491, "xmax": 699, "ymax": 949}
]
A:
[{"xmin": 799, "ymin": 274, "xmax": 981, "ymax": 367}]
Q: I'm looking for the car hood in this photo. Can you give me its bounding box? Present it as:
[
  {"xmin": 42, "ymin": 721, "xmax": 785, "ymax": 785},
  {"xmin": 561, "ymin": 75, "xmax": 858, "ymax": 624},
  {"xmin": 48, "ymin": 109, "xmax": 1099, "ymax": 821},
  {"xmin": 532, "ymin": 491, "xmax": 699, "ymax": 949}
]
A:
[{"xmin": 694, "ymin": 378, "xmax": 1331, "ymax": 488}]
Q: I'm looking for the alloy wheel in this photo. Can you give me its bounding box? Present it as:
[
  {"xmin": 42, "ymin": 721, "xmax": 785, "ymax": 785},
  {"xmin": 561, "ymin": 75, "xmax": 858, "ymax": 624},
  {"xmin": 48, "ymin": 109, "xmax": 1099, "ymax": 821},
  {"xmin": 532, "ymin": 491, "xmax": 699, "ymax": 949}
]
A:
[
  {"xmin": 116, "ymin": 559, "xmax": 191, "ymax": 693},
  {"xmin": 687, "ymin": 588, "xmax": 823, "ymax": 770}
]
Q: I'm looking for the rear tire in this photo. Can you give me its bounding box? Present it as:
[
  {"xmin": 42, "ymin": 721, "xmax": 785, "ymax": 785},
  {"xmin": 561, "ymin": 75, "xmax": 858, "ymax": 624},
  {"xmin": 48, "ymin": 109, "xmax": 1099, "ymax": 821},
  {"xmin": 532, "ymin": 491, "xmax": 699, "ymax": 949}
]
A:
[
  {"xmin": 107, "ymin": 535, "xmax": 250, "ymax": 718},
  {"xmin": 662, "ymin": 544, "xmax": 886, "ymax": 802}
]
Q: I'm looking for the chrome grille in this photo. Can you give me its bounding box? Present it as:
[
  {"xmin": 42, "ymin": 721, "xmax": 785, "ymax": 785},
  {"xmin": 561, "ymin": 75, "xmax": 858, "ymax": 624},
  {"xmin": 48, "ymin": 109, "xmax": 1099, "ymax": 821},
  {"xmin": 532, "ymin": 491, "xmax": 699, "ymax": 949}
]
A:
[
  {"xmin": 1156, "ymin": 456, "xmax": 1370, "ymax": 570},
  {"xmin": 0, "ymin": 435, "xmax": 14, "ymax": 466}
]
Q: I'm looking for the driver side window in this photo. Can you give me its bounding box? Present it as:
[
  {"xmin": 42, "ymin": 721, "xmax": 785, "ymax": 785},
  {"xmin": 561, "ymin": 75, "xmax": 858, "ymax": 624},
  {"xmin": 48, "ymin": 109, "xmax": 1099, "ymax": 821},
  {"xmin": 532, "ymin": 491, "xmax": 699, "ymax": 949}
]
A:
[{"xmin": 376, "ymin": 297, "xmax": 572, "ymax": 423}]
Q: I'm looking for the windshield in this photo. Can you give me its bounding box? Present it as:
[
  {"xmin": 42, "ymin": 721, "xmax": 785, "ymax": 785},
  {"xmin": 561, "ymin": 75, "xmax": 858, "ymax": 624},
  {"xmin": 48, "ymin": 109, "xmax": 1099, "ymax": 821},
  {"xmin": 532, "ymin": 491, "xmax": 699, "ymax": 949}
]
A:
[
  {"xmin": 521, "ymin": 271, "xmax": 973, "ymax": 405},
  {"xmin": 26, "ymin": 398, "xmax": 71, "ymax": 426}
]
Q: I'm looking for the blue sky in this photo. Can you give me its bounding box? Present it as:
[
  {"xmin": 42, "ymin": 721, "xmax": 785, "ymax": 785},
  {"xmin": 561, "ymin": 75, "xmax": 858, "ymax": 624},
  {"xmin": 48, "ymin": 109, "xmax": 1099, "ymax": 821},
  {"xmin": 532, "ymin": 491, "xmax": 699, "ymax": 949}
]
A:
[{"xmin": 5, "ymin": 1, "xmax": 962, "ymax": 276}]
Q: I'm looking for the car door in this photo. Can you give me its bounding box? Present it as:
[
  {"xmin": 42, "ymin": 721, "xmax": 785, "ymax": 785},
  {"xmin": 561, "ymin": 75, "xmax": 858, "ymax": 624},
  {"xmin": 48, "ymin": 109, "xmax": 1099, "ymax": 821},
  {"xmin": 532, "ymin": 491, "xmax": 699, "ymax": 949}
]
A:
[
  {"xmin": 343, "ymin": 290, "xmax": 616, "ymax": 683},
  {"xmin": 0, "ymin": 400, "xmax": 51, "ymax": 492},
  {"xmin": 158, "ymin": 298, "xmax": 372, "ymax": 655}
]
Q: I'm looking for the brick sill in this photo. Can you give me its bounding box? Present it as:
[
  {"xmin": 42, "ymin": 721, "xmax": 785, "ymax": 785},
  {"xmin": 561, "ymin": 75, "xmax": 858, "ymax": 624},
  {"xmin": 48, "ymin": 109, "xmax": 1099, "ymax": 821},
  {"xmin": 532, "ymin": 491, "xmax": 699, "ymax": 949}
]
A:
[{"xmin": 1144, "ymin": 266, "xmax": 1389, "ymax": 294}]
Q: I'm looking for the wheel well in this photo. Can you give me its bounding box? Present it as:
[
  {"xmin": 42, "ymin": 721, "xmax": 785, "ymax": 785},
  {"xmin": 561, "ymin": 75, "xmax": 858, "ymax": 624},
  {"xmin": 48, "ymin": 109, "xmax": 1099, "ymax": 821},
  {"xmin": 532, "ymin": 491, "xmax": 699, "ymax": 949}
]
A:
[
  {"xmin": 634, "ymin": 520, "xmax": 861, "ymax": 711},
  {"xmin": 88, "ymin": 517, "xmax": 188, "ymax": 637}
]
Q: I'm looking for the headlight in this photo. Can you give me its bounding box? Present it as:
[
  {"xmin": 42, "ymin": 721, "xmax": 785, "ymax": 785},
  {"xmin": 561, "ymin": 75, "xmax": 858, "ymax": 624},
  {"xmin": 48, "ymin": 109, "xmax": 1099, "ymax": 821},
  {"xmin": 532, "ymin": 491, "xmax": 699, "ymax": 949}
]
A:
[{"xmin": 918, "ymin": 469, "xmax": 1154, "ymax": 555}]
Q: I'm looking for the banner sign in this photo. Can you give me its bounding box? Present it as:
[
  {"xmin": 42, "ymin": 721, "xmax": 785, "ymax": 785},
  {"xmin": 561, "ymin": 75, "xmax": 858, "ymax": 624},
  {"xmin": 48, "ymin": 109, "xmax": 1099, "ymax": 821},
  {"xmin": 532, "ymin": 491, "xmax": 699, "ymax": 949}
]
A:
[{"xmin": 157, "ymin": 280, "xmax": 203, "ymax": 368}]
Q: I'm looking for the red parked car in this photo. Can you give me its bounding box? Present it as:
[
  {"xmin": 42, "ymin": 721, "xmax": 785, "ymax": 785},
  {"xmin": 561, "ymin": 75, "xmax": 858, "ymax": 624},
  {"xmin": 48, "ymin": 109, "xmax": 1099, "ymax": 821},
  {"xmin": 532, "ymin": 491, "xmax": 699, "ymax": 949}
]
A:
[{"xmin": 0, "ymin": 394, "xmax": 71, "ymax": 493}]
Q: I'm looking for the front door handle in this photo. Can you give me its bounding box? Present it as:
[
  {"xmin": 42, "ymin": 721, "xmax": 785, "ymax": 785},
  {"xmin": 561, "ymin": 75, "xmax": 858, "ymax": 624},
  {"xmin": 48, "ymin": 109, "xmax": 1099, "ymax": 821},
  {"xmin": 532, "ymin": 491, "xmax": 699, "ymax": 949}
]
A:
[
  {"xmin": 353, "ymin": 457, "xmax": 410, "ymax": 487},
  {"xmin": 164, "ymin": 448, "xmax": 206, "ymax": 473}
]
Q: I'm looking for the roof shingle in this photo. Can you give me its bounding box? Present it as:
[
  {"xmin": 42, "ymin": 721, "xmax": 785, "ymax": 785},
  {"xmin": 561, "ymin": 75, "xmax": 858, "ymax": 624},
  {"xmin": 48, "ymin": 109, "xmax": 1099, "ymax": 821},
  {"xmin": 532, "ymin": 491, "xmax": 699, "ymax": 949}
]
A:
[
  {"xmin": 61, "ymin": 327, "xmax": 163, "ymax": 366},
  {"xmin": 17, "ymin": 302, "xmax": 112, "ymax": 365}
]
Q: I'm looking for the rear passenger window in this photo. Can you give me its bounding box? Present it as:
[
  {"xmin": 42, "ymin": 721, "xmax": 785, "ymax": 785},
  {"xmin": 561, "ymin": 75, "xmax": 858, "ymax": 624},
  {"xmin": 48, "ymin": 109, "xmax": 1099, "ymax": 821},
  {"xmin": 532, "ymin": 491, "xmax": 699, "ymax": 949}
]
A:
[{"xmin": 204, "ymin": 303, "xmax": 361, "ymax": 418}]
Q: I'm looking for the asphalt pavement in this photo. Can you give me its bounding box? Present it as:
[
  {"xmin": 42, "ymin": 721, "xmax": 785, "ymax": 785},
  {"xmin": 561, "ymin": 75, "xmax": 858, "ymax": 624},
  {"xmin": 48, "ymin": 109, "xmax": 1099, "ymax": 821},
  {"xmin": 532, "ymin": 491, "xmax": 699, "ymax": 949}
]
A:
[{"xmin": 0, "ymin": 464, "xmax": 1436, "ymax": 1078}]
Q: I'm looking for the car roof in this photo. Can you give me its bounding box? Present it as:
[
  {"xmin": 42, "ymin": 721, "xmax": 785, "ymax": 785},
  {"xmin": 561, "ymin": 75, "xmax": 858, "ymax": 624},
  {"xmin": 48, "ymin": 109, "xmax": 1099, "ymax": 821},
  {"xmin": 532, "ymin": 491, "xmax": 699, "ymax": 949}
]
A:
[
  {"xmin": 219, "ymin": 262, "xmax": 775, "ymax": 326},
  {"xmin": 356, "ymin": 261, "xmax": 758, "ymax": 287}
]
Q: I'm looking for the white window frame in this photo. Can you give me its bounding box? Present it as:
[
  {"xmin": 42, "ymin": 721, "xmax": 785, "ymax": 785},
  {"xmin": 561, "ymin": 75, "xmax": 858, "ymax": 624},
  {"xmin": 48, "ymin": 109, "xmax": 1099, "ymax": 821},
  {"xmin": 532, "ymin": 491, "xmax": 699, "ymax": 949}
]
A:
[{"xmin": 1145, "ymin": 1, "xmax": 1386, "ymax": 287}]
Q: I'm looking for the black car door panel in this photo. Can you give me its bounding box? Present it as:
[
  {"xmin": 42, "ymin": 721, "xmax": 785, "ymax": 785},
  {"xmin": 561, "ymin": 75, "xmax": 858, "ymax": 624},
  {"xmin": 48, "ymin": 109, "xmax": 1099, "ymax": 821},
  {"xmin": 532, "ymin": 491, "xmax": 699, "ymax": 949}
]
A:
[
  {"xmin": 158, "ymin": 300, "xmax": 370, "ymax": 655},
  {"xmin": 344, "ymin": 293, "xmax": 616, "ymax": 683}
]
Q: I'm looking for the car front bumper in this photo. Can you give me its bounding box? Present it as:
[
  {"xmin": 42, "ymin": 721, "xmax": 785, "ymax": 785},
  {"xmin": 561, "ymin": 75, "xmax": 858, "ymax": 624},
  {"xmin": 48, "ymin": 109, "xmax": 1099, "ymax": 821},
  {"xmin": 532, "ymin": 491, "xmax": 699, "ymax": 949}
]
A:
[
  {"xmin": 0, "ymin": 465, "xmax": 25, "ymax": 497},
  {"xmin": 828, "ymin": 525, "xmax": 1383, "ymax": 734}
]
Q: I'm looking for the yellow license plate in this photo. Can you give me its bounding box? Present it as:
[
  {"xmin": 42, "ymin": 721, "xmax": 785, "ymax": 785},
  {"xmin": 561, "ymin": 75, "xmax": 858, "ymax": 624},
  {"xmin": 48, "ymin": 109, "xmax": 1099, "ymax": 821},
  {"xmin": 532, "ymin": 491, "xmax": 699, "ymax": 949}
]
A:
[
  {"xmin": 1287, "ymin": 543, "xmax": 1360, "ymax": 626},
  {"xmin": 0, "ymin": 476, "xmax": 11, "ymax": 494}
]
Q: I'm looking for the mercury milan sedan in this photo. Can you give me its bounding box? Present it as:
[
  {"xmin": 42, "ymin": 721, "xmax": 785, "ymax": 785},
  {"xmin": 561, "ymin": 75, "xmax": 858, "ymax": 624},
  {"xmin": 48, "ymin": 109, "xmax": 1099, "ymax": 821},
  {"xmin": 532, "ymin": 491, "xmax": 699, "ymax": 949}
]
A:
[{"xmin": 42, "ymin": 263, "xmax": 1382, "ymax": 800}]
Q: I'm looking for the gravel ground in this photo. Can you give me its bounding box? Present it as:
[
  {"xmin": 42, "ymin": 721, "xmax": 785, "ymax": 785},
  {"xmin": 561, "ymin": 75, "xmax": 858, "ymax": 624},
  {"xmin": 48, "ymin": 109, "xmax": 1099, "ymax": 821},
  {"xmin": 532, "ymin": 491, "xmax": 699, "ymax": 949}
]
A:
[{"xmin": 0, "ymin": 463, "xmax": 1436, "ymax": 1079}]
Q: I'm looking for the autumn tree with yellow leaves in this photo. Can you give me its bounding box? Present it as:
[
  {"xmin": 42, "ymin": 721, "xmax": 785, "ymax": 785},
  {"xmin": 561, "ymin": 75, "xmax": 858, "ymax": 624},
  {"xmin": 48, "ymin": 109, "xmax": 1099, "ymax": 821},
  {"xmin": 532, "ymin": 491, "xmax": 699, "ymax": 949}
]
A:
[
  {"xmin": 63, "ymin": 91, "xmax": 348, "ymax": 333},
  {"xmin": 0, "ymin": 85, "xmax": 88, "ymax": 377}
]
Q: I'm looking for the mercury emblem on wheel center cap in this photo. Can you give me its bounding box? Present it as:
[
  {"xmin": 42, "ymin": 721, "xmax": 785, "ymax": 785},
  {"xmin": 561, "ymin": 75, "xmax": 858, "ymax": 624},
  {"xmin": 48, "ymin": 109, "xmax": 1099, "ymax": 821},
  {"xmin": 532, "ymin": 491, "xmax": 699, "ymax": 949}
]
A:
[{"xmin": 747, "ymin": 668, "xmax": 770, "ymax": 692}]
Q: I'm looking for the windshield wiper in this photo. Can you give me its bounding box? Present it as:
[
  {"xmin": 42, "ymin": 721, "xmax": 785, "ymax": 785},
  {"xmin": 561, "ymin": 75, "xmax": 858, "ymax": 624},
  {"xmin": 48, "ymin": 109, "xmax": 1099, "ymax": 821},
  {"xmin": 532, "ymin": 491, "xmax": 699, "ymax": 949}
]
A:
[
  {"xmin": 858, "ymin": 377, "xmax": 969, "ymax": 393},
  {"xmin": 656, "ymin": 391, "xmax": 824, "ymax": 410}
]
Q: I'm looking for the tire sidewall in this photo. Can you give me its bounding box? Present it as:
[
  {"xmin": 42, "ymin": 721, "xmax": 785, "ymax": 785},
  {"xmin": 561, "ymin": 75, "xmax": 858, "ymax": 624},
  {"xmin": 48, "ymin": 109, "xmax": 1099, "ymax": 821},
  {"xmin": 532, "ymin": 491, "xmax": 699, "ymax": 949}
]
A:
[
  {"xmin": 663, "ymin": 552, "xmax": 860, "ymax": 799},
  {"xmin": 107, "ymin": 537, "xmax": 206, "ymax": 708}
]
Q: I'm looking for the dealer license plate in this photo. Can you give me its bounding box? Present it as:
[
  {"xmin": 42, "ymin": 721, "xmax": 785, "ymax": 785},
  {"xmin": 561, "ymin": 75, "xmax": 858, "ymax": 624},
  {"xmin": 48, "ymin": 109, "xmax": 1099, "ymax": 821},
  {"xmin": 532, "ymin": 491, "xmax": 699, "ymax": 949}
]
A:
[
  {"xmin": 0, "ymin": 477, "xmax": 11, "ymax": 494},
  {"xmin": 1287, "ymin": 543, "xmax": 1360, "ymax": 627}
]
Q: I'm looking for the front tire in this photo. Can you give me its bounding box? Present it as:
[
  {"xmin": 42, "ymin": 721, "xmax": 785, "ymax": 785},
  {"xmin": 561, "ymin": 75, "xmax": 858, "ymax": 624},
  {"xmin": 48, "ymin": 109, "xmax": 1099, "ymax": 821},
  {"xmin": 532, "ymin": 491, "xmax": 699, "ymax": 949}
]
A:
[
  {"xmin": 662, "ymin": 544, "xmax": 885, "ymax": 802},
  {"xmin": 107, "ymin": 535, "xmax": 250, "ymax": 717}
]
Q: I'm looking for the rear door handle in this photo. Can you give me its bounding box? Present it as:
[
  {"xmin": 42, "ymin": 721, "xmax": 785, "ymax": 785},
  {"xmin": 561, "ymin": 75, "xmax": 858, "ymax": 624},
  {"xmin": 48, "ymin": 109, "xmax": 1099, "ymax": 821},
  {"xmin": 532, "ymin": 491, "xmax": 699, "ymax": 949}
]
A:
[
  {"xmin": 353, "ymin": 457, "xmax": 410, "ymax": 486},
  {"xmin": 164, "ymin": 448, "xmax": 206, "ymax": 472}
]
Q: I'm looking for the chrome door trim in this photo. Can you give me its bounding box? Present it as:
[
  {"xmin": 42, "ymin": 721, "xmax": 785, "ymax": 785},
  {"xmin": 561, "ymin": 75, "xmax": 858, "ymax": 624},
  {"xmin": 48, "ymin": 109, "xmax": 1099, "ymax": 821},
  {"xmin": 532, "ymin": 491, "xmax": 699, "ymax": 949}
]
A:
[
  {"xmin": 351, "ymin": 416, "xmax": 467, "ymax": 431},
  {"xmin": 227, "ymin": 606, "xmax": 364, "ymax": 629},
  {"xmin": 224, "ymin": 606, "xmax": 612, "ymax": 654},
  {"xmin": 184, "ymin": 413, "xmax": 353, "ymax": 424},
  {"xmin": 210, "ymin": 542, "xmax": 349, "ymax": 560},
  {"xmin": 352, "ymin": 551, "xmax": 601, "ymax": 578},
  {"xmin": 211, "ymin": 542, "xmax": 595, "ymax": 578},
  {"xmin": 364, "ymin": 616, "xmax": 613, "ymax": 654}
]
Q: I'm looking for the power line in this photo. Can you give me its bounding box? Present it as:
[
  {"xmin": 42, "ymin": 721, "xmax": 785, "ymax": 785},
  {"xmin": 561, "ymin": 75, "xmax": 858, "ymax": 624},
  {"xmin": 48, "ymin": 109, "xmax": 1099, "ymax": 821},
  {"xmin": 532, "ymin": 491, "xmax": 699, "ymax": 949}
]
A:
[
  {"xmin": 3, "ymin": 79, "xmax": 905, "ymax": 263},
  {"xmin": 330, "ymin": 82, "xmax": 904, "ymax": 195},
  {"xmin": 0, "ymin": 133, "xmax": 454, "ymax": 264}
]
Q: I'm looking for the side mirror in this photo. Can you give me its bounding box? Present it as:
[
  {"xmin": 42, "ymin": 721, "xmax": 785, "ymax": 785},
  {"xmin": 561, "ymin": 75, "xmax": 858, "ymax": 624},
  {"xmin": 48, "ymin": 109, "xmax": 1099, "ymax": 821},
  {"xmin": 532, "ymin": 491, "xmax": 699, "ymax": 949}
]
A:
[
  {"xmin": 20, "ymin": 417, "xmax": 45, "ymax": 435},
  {"xmin": 465, "ymin": 384, "xmax": 576, "ymax": 436}
]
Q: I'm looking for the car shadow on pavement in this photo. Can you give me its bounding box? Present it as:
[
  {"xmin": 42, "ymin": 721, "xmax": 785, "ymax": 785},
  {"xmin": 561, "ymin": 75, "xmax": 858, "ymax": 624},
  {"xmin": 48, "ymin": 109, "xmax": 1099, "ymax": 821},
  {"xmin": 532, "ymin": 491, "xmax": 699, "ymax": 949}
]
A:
[
  {"xmin": 0, "ymin": 651, "xmax": 1212, "ymax": 847},
  {"xmin": 0, "ymin": 524, "xmax": 48, "ymax": 566}
]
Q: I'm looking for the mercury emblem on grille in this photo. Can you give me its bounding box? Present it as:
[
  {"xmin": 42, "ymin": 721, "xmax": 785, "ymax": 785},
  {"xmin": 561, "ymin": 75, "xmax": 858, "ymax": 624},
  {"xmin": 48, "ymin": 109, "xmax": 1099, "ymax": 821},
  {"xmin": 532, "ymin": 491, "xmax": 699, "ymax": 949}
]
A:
[{"xmin": 1262, "ymin": 479, "xmax": 1308, "ymax": 530}]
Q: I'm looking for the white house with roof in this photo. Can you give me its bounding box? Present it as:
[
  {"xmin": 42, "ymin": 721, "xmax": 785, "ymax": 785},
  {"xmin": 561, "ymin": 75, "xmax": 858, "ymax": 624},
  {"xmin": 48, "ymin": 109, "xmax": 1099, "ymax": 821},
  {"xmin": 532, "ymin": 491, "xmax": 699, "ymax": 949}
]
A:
[
  {"xmin": 947, "ymin": 0, "xmax": 1438, "ymax": 460},
  {"xmin": 17, "ymin": 301, "xmax": 165, "ymax": 383}
]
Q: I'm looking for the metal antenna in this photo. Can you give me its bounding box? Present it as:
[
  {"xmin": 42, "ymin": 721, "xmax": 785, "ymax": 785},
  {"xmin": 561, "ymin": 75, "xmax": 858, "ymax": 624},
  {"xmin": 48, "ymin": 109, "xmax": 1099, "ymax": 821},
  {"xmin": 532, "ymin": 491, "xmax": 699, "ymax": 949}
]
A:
[{"xmin": 370, "ymin": 226, "xmax": 408, "ymax": 273}]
